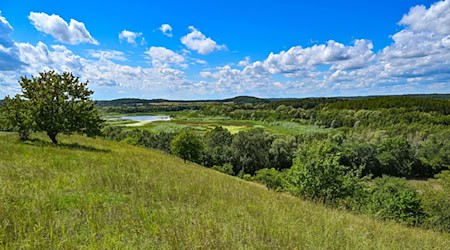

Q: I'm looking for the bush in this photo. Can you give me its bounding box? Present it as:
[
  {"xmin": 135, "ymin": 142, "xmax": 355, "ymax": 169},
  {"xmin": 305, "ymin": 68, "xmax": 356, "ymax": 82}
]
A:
[
  {"xmin": 376, "ymin": 137, "xmax": 416, "ymax": 177},
  {"xmin": 362, "ymin": 177, "xmax": 424, "ymax": 226},
  {"xmin": 254, "ymin": 168, "xmax": 285, "ymax": 190},
  {"xmin": 421, "ymin": 171, "xmax": 450, "ymax": 232},
  {"xmin": 211, "ymin": 163, "xmax": 235, "ymax": 175},
  {"xmin": 286, "ymin": 140, "xmax": 362, "ymax": 204}
]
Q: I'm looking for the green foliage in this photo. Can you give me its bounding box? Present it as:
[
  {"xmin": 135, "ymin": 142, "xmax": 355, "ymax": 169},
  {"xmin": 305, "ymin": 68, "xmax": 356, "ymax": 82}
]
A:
[
  {"xmin": 326, "ymin": 96, "xmax": 450, "ymax": 115},
  {"xmin": 231, "ymin": 128, "xmax": 274, "ymax": 175},
  {"xmin": 362, "ymin": 177, "xmax": 424, "ymax": 226},
  {"xmin": 269, "ymin": 137, "xmax": 297, "ymax": 170},
  {"xmin": 376, "ymin": 138, "xmax": 416, "ymax": 177},
  {"xmin": 417, "ymin": 133, "xmax": 450, "ymax": 174},
  {"xmin": 5, "ymin": 71, "xmax": 103, "ymax": 143},
  {"xmin": 421, "ymin": 171, "xmax": 450, "ymax": 232},
  {"xmin": 202, "ymin": 126, "xmax": 233, "ymax": 167},
  {"xmin": 170, "ymin": 130, "xmax": 204, "ymax": 163},
  {"xmin": 286, "ymin": 141, "xmax": 362, "ymax": 203},
  {"xmin": 342, "ymin": 142, "xmax": 380, "ymax": 176},
  {"xmin": 1, "ymin": 95, "xmax": 34, "ymax": 140},
  {"xmin": 254, "ymin": 168, "xmax": 285, "ymax": 190},
  {"xmin": 211, "ymin": 163, "xmax": 235, "ymax": 175}
]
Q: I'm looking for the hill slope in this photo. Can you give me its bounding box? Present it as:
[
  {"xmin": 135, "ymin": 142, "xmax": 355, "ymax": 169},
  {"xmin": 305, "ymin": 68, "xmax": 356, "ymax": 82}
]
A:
[{"xmin": 0, "ymin": 133, "xmax": 448, "ymax": 249}]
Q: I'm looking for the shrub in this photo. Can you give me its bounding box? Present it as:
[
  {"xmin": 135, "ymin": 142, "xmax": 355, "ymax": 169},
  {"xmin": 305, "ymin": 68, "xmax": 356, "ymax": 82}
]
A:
[
  {"xmin": 362, "ymin": 177, "xmax": 424, "ymax": 226},
  {"xmin": 254, "ymin": 168, "xmax": 285, "ymax": 190},
  {"xmin": 211, "ymin": 163, "xmax": 235, "ymax": 175},
  {"xmin": 286, "ymin": 140, "xmax": 362, "ymax": 204},
  {"xmin": 421, "ymin": 171, "xmax": 450, "ymax": 232}
]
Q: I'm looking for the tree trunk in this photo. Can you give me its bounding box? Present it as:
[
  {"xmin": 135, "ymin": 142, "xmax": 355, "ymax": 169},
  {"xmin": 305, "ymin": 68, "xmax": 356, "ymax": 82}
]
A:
[{"xmin": 47, "ymin": 132, "xmax": 58, "ymax": 144}]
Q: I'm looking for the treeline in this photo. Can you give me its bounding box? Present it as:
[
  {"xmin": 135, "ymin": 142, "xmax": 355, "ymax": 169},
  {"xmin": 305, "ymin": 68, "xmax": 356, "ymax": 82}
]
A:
[
  {"xmin": 103, "ymin": 126, "xmax": 449, "ymax": 179},
  {"xmin": 326, "ymin": 96, "xmax": 450, "ymax": 115},
  {"xmin": 201, "ymin": 103, "xmax": 450, "ymax": 127},
  {"xmin": 100, "ymin": 104, "xmax": 203, "ymax": 113},
  {"xmin": 269, "ymin": 97, "xmax": 343, "ymax": 109}
]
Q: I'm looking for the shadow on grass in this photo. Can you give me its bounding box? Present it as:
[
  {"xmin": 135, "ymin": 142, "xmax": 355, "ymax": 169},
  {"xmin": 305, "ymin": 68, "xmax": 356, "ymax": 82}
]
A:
[{"xmin": 23, "ymin": 138, "xmax": 111, "ymax": 153}]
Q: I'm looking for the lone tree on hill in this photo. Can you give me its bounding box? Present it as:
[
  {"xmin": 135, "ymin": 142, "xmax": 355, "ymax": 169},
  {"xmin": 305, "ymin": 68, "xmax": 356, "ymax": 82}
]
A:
[{"xmin": 2, "ymin": 71, "xmax": 103, "ymax": 144}]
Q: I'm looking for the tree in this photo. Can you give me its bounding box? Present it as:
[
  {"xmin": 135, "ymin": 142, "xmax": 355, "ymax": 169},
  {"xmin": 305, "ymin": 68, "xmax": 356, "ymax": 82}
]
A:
[
  {"xmin": 286, "ymin": 140, "xmax": 361, "ymax": 203},
  {"xmin": 170, "ymin": 130, "xmax": 203, "ymax": 163},
  {"xmin": 231, "ymin": 128, "xmax": 273, "ymax": 175},
  {"xmin": 269, "ymin": 136, "xmax": 297, "ymax": 170},
  {"xmin": 202, "ymin": 126, "xmax": 233, "ymax": 167},
  {"xmin": 376, "ymin": 137, "xmax": 416, "ymax": 177},
  {"xmin": 5, "ymin": 71, "xmax": 103, "ymax": 143},
  {"xmin": 1, "ymin": 95, "xmax": 33, "ymax": 140}
]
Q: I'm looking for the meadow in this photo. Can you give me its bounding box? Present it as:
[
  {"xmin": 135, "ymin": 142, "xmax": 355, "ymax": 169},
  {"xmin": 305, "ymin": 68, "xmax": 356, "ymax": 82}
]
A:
[
  {"xmin": 0, "ymin": 132, "xmax": 449, "ymax": 249},
  {"xmin": 106, "ymin": 112, "xmax": 326, "ymax": 135}
]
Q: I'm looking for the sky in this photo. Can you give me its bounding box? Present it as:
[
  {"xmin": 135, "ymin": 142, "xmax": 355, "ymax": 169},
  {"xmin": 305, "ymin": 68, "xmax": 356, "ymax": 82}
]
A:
[{"xmin": 0, "ymin": 0, "xmax": 449, "ymax": 100}]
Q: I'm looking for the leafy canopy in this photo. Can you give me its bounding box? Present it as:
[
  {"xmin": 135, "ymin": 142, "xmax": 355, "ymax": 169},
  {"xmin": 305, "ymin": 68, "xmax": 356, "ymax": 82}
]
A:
[
  {"xmin": 170, "ymin": 130, "xmax": 204, "ymax": 163},
  {"xmin": 2, "ymin": 71, "xmax": 103, "ymax": 143}
]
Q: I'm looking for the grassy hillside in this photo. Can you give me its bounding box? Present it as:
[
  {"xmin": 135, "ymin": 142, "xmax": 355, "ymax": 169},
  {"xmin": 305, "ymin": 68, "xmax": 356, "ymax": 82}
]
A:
[{"xmin": 0, "ymin": 133, "xmax": 449, "ymax": 249}]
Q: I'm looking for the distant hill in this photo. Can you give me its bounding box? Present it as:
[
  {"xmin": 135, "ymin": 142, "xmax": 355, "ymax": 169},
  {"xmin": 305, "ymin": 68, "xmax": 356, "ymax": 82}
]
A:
[
  {"xmin": 0, "ymin": 132, "xmax": 448, "ymax": 248},
  {"xmin": 223, "ymin": 95, "xmax": 269, "ymax": 104},
  {"xmin": 95, "ymin": 93, "xmax": 450, "ymax": 107},
  {"xmin": 95, "ymin": 95, "xmax": 269, "ymax": 106}
]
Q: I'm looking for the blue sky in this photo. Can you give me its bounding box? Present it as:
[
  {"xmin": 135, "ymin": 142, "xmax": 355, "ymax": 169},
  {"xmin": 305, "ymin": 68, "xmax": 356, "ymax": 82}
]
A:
[{"xmin": 0, "ymin": 0, "xmax": 449, "ymax": 100}]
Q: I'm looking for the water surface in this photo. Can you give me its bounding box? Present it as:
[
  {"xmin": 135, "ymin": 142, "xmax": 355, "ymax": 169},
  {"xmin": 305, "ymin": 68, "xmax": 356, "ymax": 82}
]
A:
[{"xmin": 121, "ymin": 115, "xmax": 171, "ymax": 122}]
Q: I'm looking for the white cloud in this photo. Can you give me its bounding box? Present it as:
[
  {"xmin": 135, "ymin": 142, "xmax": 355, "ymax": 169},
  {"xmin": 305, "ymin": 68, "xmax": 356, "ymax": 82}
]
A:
[
  {"xmin": 399, "ymin": 1, "xmax": 450, "ymax": 35},
  {"xmin": 181, "ymin": 26, "xmax": 226, "ymax": 54},
  {"xmin": 254, "ymin": 39, "xmax": 375, "ymax": 76},
  {"xmin": 119, "ymin": 30, "xmax": 143, "ymax": 45},
  {"xmin": 380, "ymin": 0, "xmax": 450, "ymax": 79},
  {"xmin": 145, "ymin": 46, "xmax": 185, "ymax": 68},
  {"xmin": 0, "ymin": 12, "xmax": 24, "ymax": 71},
  {"xmin": 198, "ymin": 1, "xmax": 450, "ymax": 97},
  {"xmin": 87, "ymin": 49, "xmax": 127, "ymax": 61},
  {"xmin": 28, "ymin": 12, "xmax": 98, "ymax": 45},
  {"xmin": 2, "ymin": 1, "xmax": 450, "ymax": 99},
  {"xmin": 3, "ymin": 41, "xmax": 192, "ymax": 98},
  {"xmin": 159, "ymin": 24, "xmax": 173, "ymax": 37},
  {"xmin": 238, "ymin": 56, "xmax": 251, "ymax": 67}
]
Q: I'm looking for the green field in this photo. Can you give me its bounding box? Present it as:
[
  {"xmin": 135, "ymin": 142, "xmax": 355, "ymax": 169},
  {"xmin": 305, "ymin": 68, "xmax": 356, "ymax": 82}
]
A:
[
  {"xmin": 0, "ymin": 132, "xmax": 448, "ymax": 248},
  {"xmin": 106, "ymin": 113, "xmax": 326, "ymax": 135}
]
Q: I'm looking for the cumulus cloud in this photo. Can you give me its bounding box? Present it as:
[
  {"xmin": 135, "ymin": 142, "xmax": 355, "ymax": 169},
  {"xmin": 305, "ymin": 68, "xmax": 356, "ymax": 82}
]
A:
[
  {"xmin": 199, "ymin": 1, "xmax": 450, "ymax": 97},
  {"xmin": 376, "ymin": 0, "xmax": 450, "ymax": 83},
  {"xmin": 0, "ymin": 13, "xmax": 24, "ymax": 71},
  {"xmin": 87, "ymin": 49, "xmax": 127, "ymax": 61},
  {"xmin": 2, "ymin": 1, "xmax": 450, "ymax": 99},
  {"xmin": 145, "ymin": 46, "xmax": 185, "ymax": 68},
  {"xmin": 159, "ymin": 24, "xmax": 173, "ymax": 37},
  {"xmin": 119, "ymin": 30, "xmax": 143, "ymax": 45},
  {"xmin": 10, "ymin": 41, "xmax": 191, "ymax": 97},
  {"xmin": 28, "ymin": 12, "xmax": 98, "ymax": 45},
  {"xmin": 181, "ymin": 26, "xmax": 226, "ymax": 54}
]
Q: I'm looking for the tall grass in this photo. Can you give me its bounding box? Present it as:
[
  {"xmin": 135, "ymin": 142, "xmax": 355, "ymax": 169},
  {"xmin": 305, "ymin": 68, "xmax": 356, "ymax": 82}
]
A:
[{"xmin": 0, "ymin": 132, "xmax": 448, "ymax": 248}]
